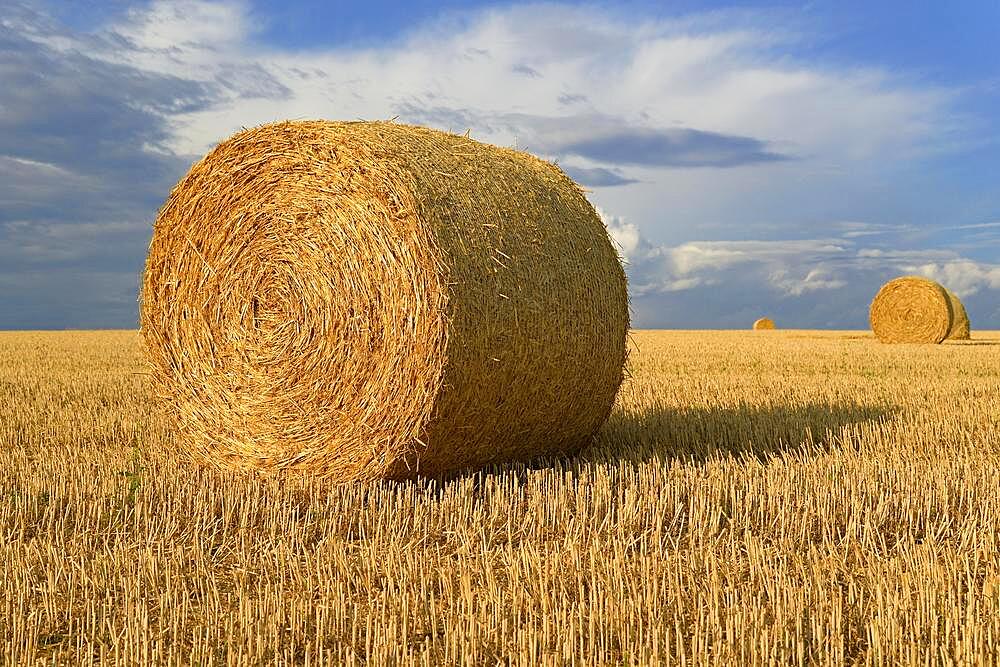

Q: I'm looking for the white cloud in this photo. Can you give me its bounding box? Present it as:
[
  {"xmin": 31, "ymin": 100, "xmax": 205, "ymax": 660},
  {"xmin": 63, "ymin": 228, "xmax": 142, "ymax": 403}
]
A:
[
  {"xmin": 946, "ymin": 221, "xmax": 1000, "ymax": 232},
  {"xmin": 658, "ymin": 276, "xmax": 706, "ymax": 292},
  {"xmin": 0, "ymin": 155, "xmax": 77, "ymax": 177},
  {"xmin": 855, "ymin": 248, "xmax": 956, "ymax": 262},
  {"xmin": 0, "ymin": 155, "xmax": 94, "ymax": 198},
  {"xmin": 834, "ymin": 221, "xmax": 917, "ymax": 238},
  {"xmin": 906, "ymin": 260, "xmax": 1000, "ymax": 297},
  {"xmin": 599, "ymin": 208, "xmax": 642, "ymax": 259},
  {"xmin": 668, "ymin": 239, "xmax": 848, "ymax": 273},
  {"xmin": 111, "ymin": 0, "xmax": 253, "ymax": 66},
  {"xmin": 640, "ymin": 238, "xmax": 851, "ymax": 296},
  {"xmin": 769, "ymin": 268, "xmax": 847, "ymax": 296},
  {"xmin": 667, "ymin": 242, "xmax": 748, "ymax": 274},
  {"xmin": 49, "ymin": 0, "xmax": 955, "ymax": 175},
  {"xmin": 596, "ymin": 213, "xmax": 999, "ymax": 305},
  {"xmin": 602, "ymin": 206, "xmax": 861, "ymax": 298}
]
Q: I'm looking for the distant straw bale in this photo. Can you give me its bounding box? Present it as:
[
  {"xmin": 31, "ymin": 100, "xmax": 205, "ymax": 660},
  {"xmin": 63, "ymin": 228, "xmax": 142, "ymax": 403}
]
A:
[
  {"xmin": 753, "ymin": 317, "xmax": 776, "ymax": 330},
  {"xmin": 140, "ymin": 120, "xmax": 629, "ymax": 482},
  {"xmin": 869, "ymin": 276, "xmax": 953, "ymax": 344},
  {"xmin": 944, "ymin": 289, "xmax": 971, "ymax": 340}
]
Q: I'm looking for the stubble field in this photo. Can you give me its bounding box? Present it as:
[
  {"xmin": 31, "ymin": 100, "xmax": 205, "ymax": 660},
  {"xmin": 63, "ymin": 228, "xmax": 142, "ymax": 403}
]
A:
[{"xmin": 2, "ymin": 329, "xmax": 999, "ymax": 665}]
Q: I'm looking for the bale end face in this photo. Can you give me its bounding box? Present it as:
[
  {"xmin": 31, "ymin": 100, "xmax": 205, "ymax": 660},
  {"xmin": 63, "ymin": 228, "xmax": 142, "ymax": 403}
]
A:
[
  {"xmin": 753, "ymin": 317, "xmax": 776, "ymax": 330},
  {"xmin": 869, "ymin": 276, "xmax": 953, "ymax": 344}
]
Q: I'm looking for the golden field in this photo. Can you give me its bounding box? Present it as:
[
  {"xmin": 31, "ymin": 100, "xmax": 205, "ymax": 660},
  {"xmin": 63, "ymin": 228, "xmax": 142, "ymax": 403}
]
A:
[{"xmin": 2, "ymin": 329, "xmax": 1000, "ymax": 665}]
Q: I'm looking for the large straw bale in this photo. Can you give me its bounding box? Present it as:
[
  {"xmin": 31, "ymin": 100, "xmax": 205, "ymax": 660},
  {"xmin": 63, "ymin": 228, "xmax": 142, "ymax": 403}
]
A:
[
  {"xmin": 753, "ymin": 317, "xmax": 776, "ymax": 330},
  {"xmin": 140, "ymin": 120, "xmax": 629, "ymax": 481},
  {"xmin": 869, "ymin": 276, "xmax": 953, "ymax": 344},
  {"xmin": 944, "ymin": 289, "xmax": 971, "ymax": 340}
]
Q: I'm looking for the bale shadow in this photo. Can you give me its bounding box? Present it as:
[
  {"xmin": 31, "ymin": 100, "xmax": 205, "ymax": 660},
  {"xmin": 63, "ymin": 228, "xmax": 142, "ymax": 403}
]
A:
[
  {"xmin": 590, "ymin": 400, "xmax": 897, "ymax": 466},
  {"xmin": 432, "ymin": 400, "xmax": 898, "ymax": 490}
]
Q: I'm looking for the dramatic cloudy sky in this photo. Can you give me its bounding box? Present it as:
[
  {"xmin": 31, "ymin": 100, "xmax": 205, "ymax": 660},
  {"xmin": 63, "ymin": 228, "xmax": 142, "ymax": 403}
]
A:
[{"xmin": 2, "ymin": 0, "xmax": 999, "ymax": 329}]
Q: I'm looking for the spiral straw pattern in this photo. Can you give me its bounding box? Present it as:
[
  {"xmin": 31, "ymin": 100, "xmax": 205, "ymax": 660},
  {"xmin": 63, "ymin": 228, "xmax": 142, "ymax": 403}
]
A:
[{"xmin": 869, "ymin": 276, "xmax": 953, "ymax": 344}]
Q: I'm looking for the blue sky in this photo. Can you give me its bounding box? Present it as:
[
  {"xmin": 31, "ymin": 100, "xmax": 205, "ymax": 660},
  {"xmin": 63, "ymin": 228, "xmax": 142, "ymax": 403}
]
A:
[{"xmin": 2, "ymin": 0, "xmax": 999, "ymax": 329}]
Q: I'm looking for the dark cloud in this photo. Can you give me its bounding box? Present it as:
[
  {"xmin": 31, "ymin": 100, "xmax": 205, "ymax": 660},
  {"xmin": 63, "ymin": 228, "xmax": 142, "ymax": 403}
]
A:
[
  {"xmin": 0, "ymin": 25, "xmax": 208, "ymax": 185},
  {"xmin": 394, "ymin": 107, "xmax": 790, "ymax": 168},
  {"xmin": 511, "ymin": 64, "xmax": 541, "ymax": 78},
  {"xmin": 558, "ymin": 93, "xmax": 588, "ymax": 105},
  {"xmin": 0, "ymin": 9, "xmax": 214, "ymax": 328},
  {"xmin": 560, "ymin": 165, "xmax": 638, "ymax": 187},
  {"xmin": 505, "ymin": 113, "xmax": 791, "ymax": 168},
  {"xmin": 394, "ymin": 103, "xmax": 493, "ymax": 134},
  {"xmin": 215, "ymin": 63, "xmax": 293, "ymax": 100},
  {"xmin": 555, "ymin": 126, "xmax": 788, "ymax": 167}
]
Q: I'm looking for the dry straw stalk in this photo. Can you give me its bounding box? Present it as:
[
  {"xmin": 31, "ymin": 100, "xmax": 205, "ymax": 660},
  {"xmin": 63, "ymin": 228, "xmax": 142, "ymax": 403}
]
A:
[
  {"xmin": 140, "ymin": 120, "xmax": 629, "ymax": 481},
  {"xmin": 944, "ymin": 289, "xmax": 971, "ymax": 340},
  {"xmin": 753, "ymin": 317, "xmax": 776, "ymax": 330},
  {"xmin": 869, "ymin": 276, "xmax": 954, "ymax": 344}
]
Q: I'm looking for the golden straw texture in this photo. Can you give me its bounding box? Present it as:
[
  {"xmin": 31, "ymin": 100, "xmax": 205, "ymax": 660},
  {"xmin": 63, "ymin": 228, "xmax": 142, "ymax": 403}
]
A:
[
  {"xmin": 753, "ymin": 317, "xmax": 776, "ymax": 330},
  {"xmin": 944, "ymin": 289, "xmax": 971, "ymax": 340},
  {"xmin": 140, "ymin": 120, "xmax": 629, "ymax": 481},
  {"xmin": 869, "ymin": 276, "xmax": 953, "ymax": 344}
]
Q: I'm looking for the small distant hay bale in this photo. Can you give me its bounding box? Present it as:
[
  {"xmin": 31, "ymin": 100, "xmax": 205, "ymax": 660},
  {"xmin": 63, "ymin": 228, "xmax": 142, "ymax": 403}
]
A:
[
  {"xmin": 140, "ymin": 120, "xmax": 629, "ymax": 482},
  {"xmin": 944, "ymin": 289, "xmax": 971, "ymax": 340},
  {"xmin": 753, "ymin": 317, "xmax": 776, "ymax": 330},
  {"xmin": 869, "ymin": 276, "xmax": 953, "ymax": 344}
]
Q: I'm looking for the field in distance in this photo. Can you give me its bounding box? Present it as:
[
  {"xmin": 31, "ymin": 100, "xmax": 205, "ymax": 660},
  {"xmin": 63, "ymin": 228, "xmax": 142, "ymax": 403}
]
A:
[{"xmin": 2, "ymin": 329, "xmax": 1000, "ymax": 665}]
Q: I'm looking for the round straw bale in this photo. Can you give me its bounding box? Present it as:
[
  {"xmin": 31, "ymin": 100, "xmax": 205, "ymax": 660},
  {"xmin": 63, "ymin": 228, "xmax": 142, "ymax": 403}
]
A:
[
  {"xmin": 752, "ymin": 317, "xmax": 776, "ymax": 330},
  {"xmin": 869, "ymin": 276, "xmax": 953, "ymax": 344},
  {"xmin": 140, "ymin": 120, "xmax": 629, "ymax": 481},
  {"xmin": 944, "ymin": 289, "xmax": 971, "ymax": 340}
]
